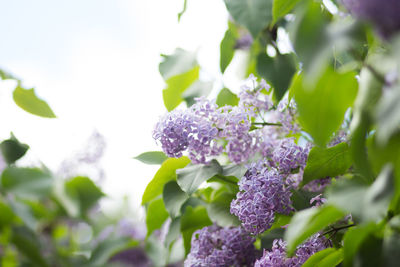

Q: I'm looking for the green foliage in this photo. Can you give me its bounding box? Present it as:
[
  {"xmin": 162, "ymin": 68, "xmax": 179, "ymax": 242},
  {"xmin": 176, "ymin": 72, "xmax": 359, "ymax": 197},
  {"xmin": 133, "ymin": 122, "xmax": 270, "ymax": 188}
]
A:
[
  {"xmin": 302, "ymin": 248, "xmax": 340, "ymax": 267},
  {"xmin": 206, "ymin": 191, "xmax": 240, "ymax": 227},
  {"xmin": 256, "ymin": 52, "xmax": 297, "ymax": 101},
  {"xmin": 176, "ymin": 159, "xmax": 222, "ymax": 195},
  {"xmin": 163, "ymin": 181, "xmax": 189, "ymax": 218},
  {"xmin": 0, "ymin": 133, "xmax": 29, "ymax": 165},
  {"xmin": 13, "ymin": 86, "xmax": 56, "ymax": 118},
  {"xmin": 224, "ymin": 0, "xmax": 273, "ymax": 38},
  {"xmin": 284, "ymin": 205, "xmax": 345, "ymax": 255},
  {"xmin": 302, "ymin": 142, "xmax": 353, "ymax": 186},
  {"xmin": 142, "ymin": 157, "xmax": 190, "ymax": 204},
  {"xmin": 146, "ymin": 198, "xmax": 169, "ymax": 237},
  {"xmin": 220, "ymin": 24, "xmax": 237, "ymax": 73},
  {"xmin": 292, "ymin": 67, "xmax": 358, "ymax": 146},
  {"xmin": 89, "ymin": 237, "xmax": 139, "ymax": 266},
  {"xmin": 272, "ymin": 0, "xmax": 301, "ymax": 24},
  {"xmin": 216, "ymin": 88, "xmax": 239, "ymax": 107},
  {"xmin": 134, "ymin": 151, "xmax": 168, "ymax": 165}
]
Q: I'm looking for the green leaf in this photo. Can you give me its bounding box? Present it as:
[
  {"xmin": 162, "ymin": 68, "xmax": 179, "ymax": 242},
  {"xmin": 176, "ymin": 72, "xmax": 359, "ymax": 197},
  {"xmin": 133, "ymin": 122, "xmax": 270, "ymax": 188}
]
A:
[
  {"xmin": 146, "ymin": 198, "xmax": 169, "ymax": 237},
  {"xmin": 177, "ymin": 159, "xmax": 222, "ymax": 195},
  {"xmin": 142, "ymin": 157, "xmax": 190, "ymax": 204},
  {"xmin": 13, "ymin": 86, "xmax": 56, "ymax": 118},
  {"xmin": 89, "ymin": 237, "xmax": 139, "ymax": 266},
  {"xmin": 316, "ymin": 249, "xmax": 343, "ymax": 267},
  {"xmin": 292, "ymin": 68, "xmax": 358, "ymax": 146},
  {"xmin": 163, "ymin": 65, "xmax": 200, "ymax": 111},
  {"xmin": 0, "ymin": 133, "xmax": 29, "ymax": 165},
  {"xmin": 224, "ymin": 0, "xmax": 273, "ymax": 38},
  {"xmin": 181, "ymin": 206, "xmax": 212, "ymax": 254},
  {"xmin": 272, "ymin": 0, "xmax": 301, "ymax": 24},
  {"xmin": 182, "ymin": 80, "xmax": 213, "ymax": 107},
  {"xmin": 163, "ymin": 181, "xmax": 189, "ymax": 218},
  {"xmin": 256, "ymin": 52, "xmax": 297, "ymax": 102},
  {"xmin": 65, "ymin": 176, "xmax": 105, "ymax": 216},
  {"xmin": 159, "ymin": 48, "xmax": 197, "ymax": 80},
  {"xmin": 11, "ymin": 226, "xmax": 49, "ymax": 267},
  {"xmin": 302, "ymin": 248, "xmax": 338, "ymax": 267},
  {"xmin": 220, "ymin": 28, "xmax": 237, "ymax": 73},
  {"xmin": 207, "ymin": 191, "xmax": 240, "ymax": 227},
  {"xmin": 343, "ymin": 223, "xmax": 382, "ymax": 267},
  {"xmin": 134, "ymin": 151, "xmax": 168, "ymax": 165},
  {"xmin": 165, "ymin": 217, "xmax": 181, "ymax": 247},
  {"xmin": 0, "ymin": 68, "xmax": 17, "ymax": 80},
  {"xmin": 302, "ymin": 142, "xmax": 352, "ymax": 186},
  {"xmin": 284, "ymin": 205, "xmax": 344, "ymax": 255},
  {"xmin": 376, "ymin": 85, "xmax": 400, "ymax": 145},
  {"xmin": 1, "ymin": 167, "xmax": 53, "ymax": 199},
  {"xmin": 383, "ymin": 232, "xmax": 400, "ymax": 267},
  {"xmin": 327, "ymin": 165, "xmax": 394, "ymax": 222},
  {"xmin": 216, "ymin": 88, "xmax": 239, "ymax": 107},
  {"xmin": 0, "ymin": 201, "xmax": 15, "ymax": 229}
]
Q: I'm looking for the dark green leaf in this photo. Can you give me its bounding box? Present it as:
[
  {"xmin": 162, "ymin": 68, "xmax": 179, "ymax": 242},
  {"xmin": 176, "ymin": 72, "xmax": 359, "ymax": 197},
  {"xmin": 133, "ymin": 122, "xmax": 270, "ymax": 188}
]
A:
[
  {"xmin": 0, "ymin": 133, "xmax": 29, "ymax": 165},
  {"xmin": 220, "ymin": 28, "xmax": 237, "ymax": 73},
  {"xmin": 65, "ymin": 176, "xmax": 105, "ymax": 216},
  {"xmin": 284, "ymin": 205, "xmax": 344, "ymax": 255},
  {"xmin": 256, "ymin": 52, "xmax": 297, "ymax": 102},
  {"xmin": 181, "ymin": 206, "xmax": 212, "ymax": 255},
  {"xmin": 13, "ymin": 86, "xmax": 56, "ymax": 118},
  {"xmin": 142, "ymin": 157, "xmax": 190, "ymax": 204},
  {"xmin": 216, "ymin": 88, "xmax": 239, "ymax": 107},
  {"xmin": 272, "ymin": 0, "xmax": 301, "ymax": 24},
  {"xmin": 224, "ymin": 0, "xmax": 273, "ymax": 38},
  {"xmin": 292, "ymin": 68, "xmax": 358, "ymax": 146},
  {"xmin": 0, "ymin": 201, "xmax": 15, "ymax": 229},
  {"xmin": 163, "ymin": 181, "xmax": 189, "ymax": 218},
  {"xmin": 146, "ymin": 198, "xmax": 169, "ymax": 237},
  {"xmin": 290, "ymin": 189, "xmax": 316, "ymax": 211},
  {"xmin": 177, "ymin": 159, "xmax": 222, "ymax": 195},
  {"xmin": 207, "ymin": 191, "xmax": 240, "ymax": 227},
  {"xmin": 376, "ymin": 85, "xmax": 400, "ymax": 145},
  {"xmin": 134, "ymin": 151, "xmax": 168, "ymax": 165},
  {"xmin": 383, "ymin": 232, "xmax": 400, "ymax": 267},
  {"xmin": 302, "ymin": 142, "xmax": 352, "ymax": 186},
  {"xmin": 260, "ymin": 228, "xmax": 285, "ymax": 250},
  {"xmin": 1, "ymin": 167, "xmax": 53, "ymax": 199},
  {"xmin": 11, "ymin": 226, "xmax": 49, "ymax": 267}
]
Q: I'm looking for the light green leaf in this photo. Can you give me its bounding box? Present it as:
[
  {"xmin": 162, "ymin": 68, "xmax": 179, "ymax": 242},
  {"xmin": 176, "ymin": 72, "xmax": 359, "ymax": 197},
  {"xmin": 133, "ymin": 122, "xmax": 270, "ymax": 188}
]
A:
[
  {"xmin": 65, "ymin": 176, "xmax": 105, "ymax": 216},
  {"xmin": 272, "ymin": 0, "xmax": 301, "ymax": 24},
  {"xmin": 376, "ymin": 85, "xmax": 400, "ymax": 145},
  {"xmin": 163, "ymin": 65, "xmax": 200, "ymax": 111},
  {"xmin": 134, "ymin": 151, "xmax": 168, "ymax": 165},
  {"xmin": 146, "ymin": 198, "xmax": 169, "ymax": 237},
  {"xmin": 220, "ymin": 28, "xmax": 237, "ymax": 73},
  {"xmin": 163, "ymin": 181, "xmax": 189, "ymax": 218},
  {"xmin": 224, "ymin": 0, "xmax": 273, "ymax": 38},
  {"xmin": 256, "ymin": 52, "xmax": 297, "ymax": 102},
  {"xmin": 89, "ymin": 237, "xmax": 139, "ymax": 266},
  {"xmin": 302, "ymin": 142, "xmax": 352, "ymax": 186},
  {"xmin": 216, "ymin": 88, "xmax": 239, "ymax": 107},
  {"xmin": 13, "ymin": 86, "xmax": 56, "ymax": 118},
  {"xmin": 302, "ymin": 248, "xmax": 338, "ymax": 267},
  {"xmin": 316, "ymin": 249, "xmax": 343, "ymax": 267},
  {"xmin": 284, "ymin": 205, "xmax": 344, "ymax": 255},
  {"xmin": 165, "ymin": 217, "xmax": 181, "ymax": 247},
  {"xmin": 177, "ymin": 159, "xmax": 222, "ymax": 195},
  {"xmin": 182, "ymin": 80, "xmax": 214, "ymax": 107},
  {"xmin": 0, "ymin": 201, "xmax": 15, "ymax": 229},
  {"xmin": 293, "ymin": 68, "xmax": 358, "ymax": 146},
  {"xmin": 0, "ymin": 133, "xmax": 29, "ymax": 165},
  {"xmin": 159, "ymin": 48, "xmax": 197, "ymax": 80},
  {"xmin": 1, "ymin": 167, "xmax": 53, "ymax": 199},
  {"xmin": 142, "ymin": 157, "xmax": 190, "ymax": 204}
]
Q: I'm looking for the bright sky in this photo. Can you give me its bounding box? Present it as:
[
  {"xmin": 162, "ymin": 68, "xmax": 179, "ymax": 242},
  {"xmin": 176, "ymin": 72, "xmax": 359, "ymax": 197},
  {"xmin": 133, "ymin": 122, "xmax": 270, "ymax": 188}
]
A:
[{"xmin": 0, "ymin": 0, "xmax": 229, "ymax": 214}]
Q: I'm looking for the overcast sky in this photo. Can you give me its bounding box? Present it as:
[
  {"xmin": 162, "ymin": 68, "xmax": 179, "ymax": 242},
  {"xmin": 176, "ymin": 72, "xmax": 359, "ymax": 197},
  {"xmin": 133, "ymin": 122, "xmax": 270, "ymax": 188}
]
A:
[{"xmin": 0, "ymin": 0, "xmax": 229, "ymax": 215}]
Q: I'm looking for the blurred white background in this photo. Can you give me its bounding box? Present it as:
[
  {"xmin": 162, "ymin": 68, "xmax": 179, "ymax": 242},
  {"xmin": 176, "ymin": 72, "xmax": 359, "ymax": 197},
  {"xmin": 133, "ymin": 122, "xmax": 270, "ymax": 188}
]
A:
[{"xmin": 0, "ymin": 0, "xmax": 229, "ymax": 215}]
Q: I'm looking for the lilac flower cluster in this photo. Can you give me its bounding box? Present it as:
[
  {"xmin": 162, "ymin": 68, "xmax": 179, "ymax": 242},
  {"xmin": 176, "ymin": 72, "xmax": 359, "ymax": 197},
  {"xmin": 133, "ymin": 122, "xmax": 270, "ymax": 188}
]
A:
[
  {"xmin": 271, "ymin": 138, "xmax": 308, "ymax": 174},
  {"xmin": 154, "ymin": 76, "xmax": 272, "ymax": 164},
  {"xmin": 343, "ymin": 0, "xmax": 400, "ymax": 38},
  {"xmin": 254, "ymin": 234, "xmax": 327, "ymax": 267},
  {"xmin": 230, "ymin": 161, "xmax": 293, "ymax": 235},
  {"xmin": 184, "ymin": 225, "xmax": 257, "ymax": 267}
]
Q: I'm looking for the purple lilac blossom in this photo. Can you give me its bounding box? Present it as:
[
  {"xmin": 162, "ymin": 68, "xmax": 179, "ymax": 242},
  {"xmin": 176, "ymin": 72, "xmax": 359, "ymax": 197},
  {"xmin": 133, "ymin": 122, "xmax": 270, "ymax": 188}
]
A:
[
  {"xmin": 184, "ymin": 225, "xmax": 257, "ymax": 267},
  {"xmin": 238, "ymin": 74, "xmax": 271, "ymax": 115},
  {"xmin": 342, "ymin": 0, "xmax": 400, "ymax": 38},
  {"xmin": 254, "ymin": 234, "xmax": 327, "ymax": 267},
  {"xmin": 230, "ymin": 161, "xmax": 293, "ymax": 235},
  {"xmin": 272, "ymin": 138, "xmax": 308, "ymax": 174},
  {"xmin": 235, "ymin": 33, "xmax": 253, "ymax": 50}
]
